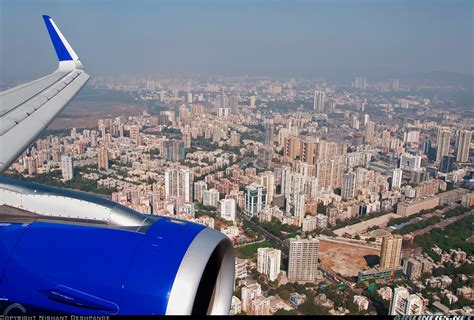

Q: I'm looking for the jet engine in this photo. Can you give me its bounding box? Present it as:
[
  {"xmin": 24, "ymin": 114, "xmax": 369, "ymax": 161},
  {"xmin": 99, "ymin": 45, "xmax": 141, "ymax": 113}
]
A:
[{"xmin": 0, "ymin": 177, "xmax": 235, "ymax": 315}]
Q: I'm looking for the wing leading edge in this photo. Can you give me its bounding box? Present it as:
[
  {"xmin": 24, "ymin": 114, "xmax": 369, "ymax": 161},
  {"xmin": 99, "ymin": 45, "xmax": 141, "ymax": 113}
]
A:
[{"xmin": 0, "ymin": 16, "xmax": 89, "ymax": 173}]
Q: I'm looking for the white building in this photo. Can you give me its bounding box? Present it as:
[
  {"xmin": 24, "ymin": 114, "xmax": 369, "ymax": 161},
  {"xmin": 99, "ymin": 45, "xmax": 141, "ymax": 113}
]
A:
[
  {"xmin": 313, "ymin": 90, "xmax": 326, "ymax": 112},
  {"xmin": 389, "ymin": 287, "xmax": 424, "ymax": 315},
  {"xmin": 391, "ymin": 168, "xmax": 403, "ymax": 189},
  {"xmin": 293, "ymin": 192, "xmax": 306, "ymax": 227},
  {"xmin": 257, "ymin": 248, "xmax": 281, "ymax": 282},
  {"xmin": 302, "ymin": 215, "xmax": 318, "ymax": 232},
  {"xmin": 399, "ymin": 153, "xmax": 422, "ymax": 172},
  {"xmin": 61, "ymin": 155, "xmax": 73, "ymax": 181},
  {"xmin": 165, "ymin": 167, "xmax": 194, "ymax": 203},
  {"xmin": 203, "ymin": 188, "xmax": 220, "ymax": 207},
  {"xmin": 219, "ymin": 198, "xmax": 236, "ymax": 222},
  {"xmin": 194, "ymin": 180, "xmax": 207, "ymax": 203},
  {"xmin": 288, "ymin": 236, "xmax": 319, "ymax": 282}
]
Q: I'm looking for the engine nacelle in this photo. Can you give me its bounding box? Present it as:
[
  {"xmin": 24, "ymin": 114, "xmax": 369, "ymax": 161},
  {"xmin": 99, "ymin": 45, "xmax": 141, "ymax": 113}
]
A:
[{"xmin": 0, "ymin": 216, "xmax": 235, "ymax": 315}]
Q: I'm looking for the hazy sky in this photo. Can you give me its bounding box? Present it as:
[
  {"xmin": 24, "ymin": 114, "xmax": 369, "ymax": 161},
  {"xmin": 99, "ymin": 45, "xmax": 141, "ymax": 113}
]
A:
[{"xmin": 1, "ymin": 0, "xmax": 472, "ymax": 81}]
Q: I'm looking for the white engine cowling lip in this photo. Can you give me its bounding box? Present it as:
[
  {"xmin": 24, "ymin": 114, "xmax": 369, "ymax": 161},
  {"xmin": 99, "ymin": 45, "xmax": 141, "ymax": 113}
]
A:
[{"xmin": 166, "ymin": 227, "xmax": 235, "ymax": 315}]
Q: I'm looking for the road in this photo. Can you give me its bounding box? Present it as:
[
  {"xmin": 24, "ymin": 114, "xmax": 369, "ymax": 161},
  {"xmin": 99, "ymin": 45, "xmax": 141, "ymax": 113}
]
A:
[
  {"xmin": 236, "ymin": 210, "xmax": 363, "ymax": 293},
  {"xmin": 237, "ymin": 210, "xmax": 290, "ymax": 251}
]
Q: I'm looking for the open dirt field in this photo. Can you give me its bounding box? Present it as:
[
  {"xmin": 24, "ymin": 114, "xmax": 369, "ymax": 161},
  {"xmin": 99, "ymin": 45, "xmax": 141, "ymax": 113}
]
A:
[
  {"xmin": 319, "ymin": 239, "xmax": 380, "ymax": 277},
  {"xmin": 47, "ymin": 101, "xmax": 146, "ymax": 130}
]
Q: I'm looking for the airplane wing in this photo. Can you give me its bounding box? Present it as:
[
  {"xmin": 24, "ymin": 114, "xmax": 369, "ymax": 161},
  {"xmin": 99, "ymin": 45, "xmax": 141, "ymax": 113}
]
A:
[{"xmin": 0, "ymin": 15, "xmax": 90, "ymax": 173}]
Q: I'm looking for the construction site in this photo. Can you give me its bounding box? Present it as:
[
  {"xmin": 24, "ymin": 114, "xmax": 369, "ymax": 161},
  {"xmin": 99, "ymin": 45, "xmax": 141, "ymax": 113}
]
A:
[{"xmin": 318, "ymin": 239, "xmax": 381, "ymax": 278}]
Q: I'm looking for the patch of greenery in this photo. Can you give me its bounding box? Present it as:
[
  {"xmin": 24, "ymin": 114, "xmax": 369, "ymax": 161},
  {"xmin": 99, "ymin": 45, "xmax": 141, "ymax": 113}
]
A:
[
  {"xmin": 235, "ymin": 240, "xmax": 273, "ymax": 259},
  {"xmin": 393, "ymin": 216, "xmax": 442, "ymax": 235},
  {"xmin": 9, "ymin": 169, "xmax": 116, "ymax": 196},
  {"xmin": 259, "ymin": 217, "xmax": 300, "ymax": 240},
  {"xmin": 414, "ymin": 215, "xmax": 474, "ymax": 255}
]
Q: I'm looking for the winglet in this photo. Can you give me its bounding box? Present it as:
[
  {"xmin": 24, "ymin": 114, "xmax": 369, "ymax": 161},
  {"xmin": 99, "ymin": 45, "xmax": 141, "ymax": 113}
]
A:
[{"xmin": 42, "ymin": 15, "xmax": 84, "ymax": 71}]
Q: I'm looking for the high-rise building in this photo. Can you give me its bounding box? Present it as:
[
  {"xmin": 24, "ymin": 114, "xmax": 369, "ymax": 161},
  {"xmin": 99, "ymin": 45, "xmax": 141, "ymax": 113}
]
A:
[
  {"xmin": 292, "ymin": 192, "xmax": 306, "ymax": 226},
  {"xmin": 422, "ymin": 139, "xmax": 432, "ymax": 155},
  {"xmin": 351, "ymin": 115, "xmax": 360, "ymax": 130},
  {"xmin": 219, "ymin": 198, "xmax": 236, "ymax": 222},
  {"xmin": 354, "ymin": 77, "xmax": 367, "ymax": 90},
  {"xmin": 165, "ymin": 167, "xmax": 194, "ymax": 203},
  {"xmin": 389, "ymin": 287, "xmax": 424, "ymax": 315},
  {"xmin": 146, "ymin": 80, "xmax": 155, "ymax": 92},
  {"xmin": 97, "ymin": 147, "xmax": 109, "ymax": 172},
  {"xmin": 403, "ymin": 130, "xmax": 420, "ymax": 144},
  {"xmin": 182, "ymin": 131, "xmax": 192, "ymax": 149},
  {"xmin": 194, "ymin": 180, "xmax": 207, "ymax": 203},
  {"xmin": 362, "ymin": 114, "xmax": 370, "ymax": 126},
  {"xmin": 61, "ymin": 155, "xmax": 73, "ymax": 181},
  {"xmin": 288, "ymin": 236, "xmax": 319, "ymax": 282},
  {"xmin": 257, "ymin": 248, "xmax": 281, "ymax": 281},
  {"xmin": 455, "ymin": 129, "xmax": 471, "ymax": 163},
  {"xmin": 382, "ymin": 130, "xmax": 391, "ymax": 150},
  {"xmin": 264, "ymin": 119, "xmax": 274, "ymax": 146},
  {"xmin": 129, "ymin": 125, "xmax": 140, "ymax": 139},
  {"xmin": 218, "ymin": 107, "xmax": 230, "ymax": 118},
  {"xmin": 365, "ymin": 121, "xmax": 375, "ymax": 144},
  {"xmin": 229, "ymin": 95, "xmax": 239, "ymax": 113},
  {"xmin": 230, "ymin": 131, "xmax": 241, "ymax": 147},
  {"xmin": 162, "ymin": 140, "xmax": 185, "ymax": 162},
  {"xmin": 315, "ymin": 156, "xmax": 345, "ymax": 189},
  {"xmin": 436, "ymin": 126, "xmax": 451, "ymax": 162},
  {"xmin": 249, "ymin": 96, "xmax": 256, "ymax": 108},
  {"xmin": 399, "ymin": 153, "xmax": 422, "ymax": 172},
  {"xmin": 203, "ymin": 188, "xmax": 220, "ymax": 207},
  {"xmin": 186, "ymin": 92, "xmax": 193, "ymax": 103},
  {"xmin": 283, "ymin": 136, "xmax": 301, "ymax": 160},
  {"xmin": 259, "ymin": 171, "xmax": 275, "ymax": 205},
  {"xmin": 300, "ymin": 139, "xmax": 317, "ymax": 165},
  {"xmin": 313, "ymin": 90, "xmax": 325, "ymax": 112},
  {"xmin": 380, "ymin": 235, "xmax": 403, "ymax": 269},
  {"xmin": 216, "ymin": 94, "xmax": 229, "ymax": 109},
  {"xmin": 244, "ymin": 184, "xmax": 267, "ymax": 217},
  {"xmin": 439, "ymin": 155, "xmax": 456, "ymax": 173},
  {"xmin": 341, "ymin": 171, "xmax": 357, "ymax": 200},
  {"xmin": 391, "ymin": 78, "xmax": 400, "ymax": 91},
  {"xmin": 391, "ymin": 168, "xmax": 403, "ymax": 190}
]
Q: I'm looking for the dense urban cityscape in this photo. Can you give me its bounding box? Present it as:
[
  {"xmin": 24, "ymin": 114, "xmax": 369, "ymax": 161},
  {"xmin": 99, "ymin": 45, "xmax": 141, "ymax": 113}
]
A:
[{"xmin": 4, "ymin": 74, "xmax": 473, "ymax": 316}]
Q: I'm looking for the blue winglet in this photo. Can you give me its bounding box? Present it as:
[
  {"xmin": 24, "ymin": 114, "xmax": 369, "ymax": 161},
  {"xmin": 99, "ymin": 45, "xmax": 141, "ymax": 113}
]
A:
[{"xmin": 42, "ymin": 15, "xmax": 73, "ymax": 61}]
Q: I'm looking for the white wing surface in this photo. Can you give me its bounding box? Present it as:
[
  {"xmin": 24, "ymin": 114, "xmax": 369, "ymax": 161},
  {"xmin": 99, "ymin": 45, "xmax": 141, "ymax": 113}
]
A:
[{"xmin": 0, "ymin": 15, "xmax": 89, "ymax": 173}]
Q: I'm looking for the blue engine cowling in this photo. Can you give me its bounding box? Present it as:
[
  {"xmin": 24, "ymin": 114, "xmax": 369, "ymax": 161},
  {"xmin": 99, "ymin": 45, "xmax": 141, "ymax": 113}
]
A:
[{"xmin": 0, "ymin": 216, "xmax": 235, "ymax": 315}]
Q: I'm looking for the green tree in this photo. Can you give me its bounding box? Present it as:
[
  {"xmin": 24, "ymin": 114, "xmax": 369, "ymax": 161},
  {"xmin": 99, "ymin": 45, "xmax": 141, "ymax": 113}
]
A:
[{"xmin": 279, "ymin": 289, "xmax": 291, "ymax": 300}]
